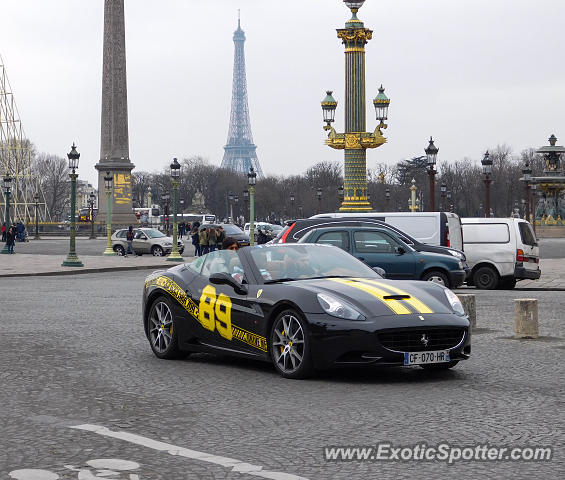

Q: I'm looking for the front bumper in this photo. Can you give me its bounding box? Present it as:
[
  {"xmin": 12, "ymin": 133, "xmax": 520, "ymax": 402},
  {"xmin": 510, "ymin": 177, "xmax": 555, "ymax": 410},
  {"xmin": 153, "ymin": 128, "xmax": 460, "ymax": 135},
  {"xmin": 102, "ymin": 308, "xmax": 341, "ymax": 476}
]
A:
[
  {"xmin": 448, "ymin": 269, "xmax": 467, "ymax": 288},
  {"xmin": 307, "ymin": 313, "xmax": 471, "ymax": 370},
  {"xmin": 515, "ymin": 264, "xmax": 541, "ymax": 280}
]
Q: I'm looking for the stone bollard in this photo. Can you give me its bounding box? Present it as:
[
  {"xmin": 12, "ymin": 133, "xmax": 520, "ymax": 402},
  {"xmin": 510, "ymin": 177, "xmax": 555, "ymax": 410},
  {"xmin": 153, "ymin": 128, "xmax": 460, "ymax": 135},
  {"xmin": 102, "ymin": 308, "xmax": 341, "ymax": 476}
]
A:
[
  {"xmin": 514, "ymin": 299, "xmax": 539, "ymax": 339},
  {"xmin": 457, "ymin": 294, "xmax": 476, "ymax": 328}
]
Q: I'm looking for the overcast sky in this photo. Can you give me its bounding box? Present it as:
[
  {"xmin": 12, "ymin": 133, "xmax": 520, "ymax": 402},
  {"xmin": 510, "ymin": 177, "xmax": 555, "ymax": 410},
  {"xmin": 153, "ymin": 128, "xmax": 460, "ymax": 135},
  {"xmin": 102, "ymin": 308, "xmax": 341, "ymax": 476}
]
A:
[{"xmin": 2, "ymin": 0, "xmax": 565, "ymax": 187}]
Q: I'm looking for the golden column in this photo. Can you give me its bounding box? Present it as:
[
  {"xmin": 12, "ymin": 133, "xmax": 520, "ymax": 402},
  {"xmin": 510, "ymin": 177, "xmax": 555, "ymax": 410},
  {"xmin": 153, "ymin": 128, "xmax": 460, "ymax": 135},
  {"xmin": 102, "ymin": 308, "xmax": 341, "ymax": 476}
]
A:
[{"xmin": 322, "ymin": 1, "xmax": 390, "ymax": 212}]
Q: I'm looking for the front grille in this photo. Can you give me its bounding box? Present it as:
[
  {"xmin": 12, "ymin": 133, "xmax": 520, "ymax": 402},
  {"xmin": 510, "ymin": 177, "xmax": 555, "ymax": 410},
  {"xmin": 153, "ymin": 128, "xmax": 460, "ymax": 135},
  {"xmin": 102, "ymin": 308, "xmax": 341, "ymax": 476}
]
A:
[{"xmin": 378, "ymin": 328, "xmax": 466, "ymax": 352}]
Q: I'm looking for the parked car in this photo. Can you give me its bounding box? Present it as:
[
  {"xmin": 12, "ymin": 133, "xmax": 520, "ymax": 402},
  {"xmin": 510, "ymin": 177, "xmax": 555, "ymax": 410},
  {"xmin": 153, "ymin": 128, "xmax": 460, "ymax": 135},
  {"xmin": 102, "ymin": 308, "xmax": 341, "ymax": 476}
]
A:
[
  {"xmin": 112, "ymin": 227, "xmax": 184, "ymax": 256},
  {"xmin": 310, "ymin": 212, "xmax": 464, "ymax": 250},
  {"xmin": 461, "ymin": 218, "xmax": 540, "ymax": 289},
  {"xmin": 206, "ymin": 223, "xmax": 250, "ymax": 248},
  {"xmin": 243, "ymin": 222, "xmax": 279, "ymax": 241},
  {"xmin": 299, "ymin": 226, "xmax": 466, "ymax": 288}
]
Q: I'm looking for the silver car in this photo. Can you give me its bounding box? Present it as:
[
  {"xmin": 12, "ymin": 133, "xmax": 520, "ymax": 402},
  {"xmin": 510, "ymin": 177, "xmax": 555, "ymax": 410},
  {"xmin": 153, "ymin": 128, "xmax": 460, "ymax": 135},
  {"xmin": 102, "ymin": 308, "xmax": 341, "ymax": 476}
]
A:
[{"xmin": 111, "ymin": 227, "xmax": 184, "ymax": 256}]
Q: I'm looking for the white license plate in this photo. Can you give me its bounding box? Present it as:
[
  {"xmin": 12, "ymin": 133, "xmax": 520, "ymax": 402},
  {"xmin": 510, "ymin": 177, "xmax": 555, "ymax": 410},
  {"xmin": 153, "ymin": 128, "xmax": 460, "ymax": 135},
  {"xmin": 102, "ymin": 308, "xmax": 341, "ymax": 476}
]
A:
[{"xmin": 403, "ymin": 350, "xmax": 450, "ymax": 365}]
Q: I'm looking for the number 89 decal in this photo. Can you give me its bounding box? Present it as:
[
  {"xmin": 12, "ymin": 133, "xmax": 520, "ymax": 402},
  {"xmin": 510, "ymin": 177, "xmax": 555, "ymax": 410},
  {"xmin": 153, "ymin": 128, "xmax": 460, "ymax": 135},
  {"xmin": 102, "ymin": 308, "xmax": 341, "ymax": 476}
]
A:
[{"xmin": 198, "ymin": 285, "xmax": 233, "ymax": 340}]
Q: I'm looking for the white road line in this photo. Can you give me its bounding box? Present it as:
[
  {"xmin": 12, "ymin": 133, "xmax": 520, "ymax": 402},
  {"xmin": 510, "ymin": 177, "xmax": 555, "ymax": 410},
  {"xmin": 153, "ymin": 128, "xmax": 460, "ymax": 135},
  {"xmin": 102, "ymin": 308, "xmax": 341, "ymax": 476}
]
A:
[{"xmin": 70, "ymin": 424, "xmax": 309, "ymax": 480}]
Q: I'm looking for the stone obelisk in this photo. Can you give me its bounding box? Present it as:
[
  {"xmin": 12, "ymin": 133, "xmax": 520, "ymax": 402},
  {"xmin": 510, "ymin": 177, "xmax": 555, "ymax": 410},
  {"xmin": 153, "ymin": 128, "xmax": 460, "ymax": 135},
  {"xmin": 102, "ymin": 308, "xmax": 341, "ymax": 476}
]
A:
[{"xmin": 95, "ymin": 0, "xmax": 136, "ymax": 226}]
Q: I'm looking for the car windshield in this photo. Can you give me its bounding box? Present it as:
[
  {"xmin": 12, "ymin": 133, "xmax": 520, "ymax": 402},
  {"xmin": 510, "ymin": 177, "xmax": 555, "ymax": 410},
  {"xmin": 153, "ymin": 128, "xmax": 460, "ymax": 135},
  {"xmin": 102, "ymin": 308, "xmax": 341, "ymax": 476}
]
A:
[
  {"xmin": 144, "ymin": 229, "xmax": 166, "ymax": 239},
  {"xmin": 222, "ymin": 224, "xmax": 244, "ymax": 234},
  {"xmin": 248, "ymin": 244, "xmax": 379, "ymax": 282}
]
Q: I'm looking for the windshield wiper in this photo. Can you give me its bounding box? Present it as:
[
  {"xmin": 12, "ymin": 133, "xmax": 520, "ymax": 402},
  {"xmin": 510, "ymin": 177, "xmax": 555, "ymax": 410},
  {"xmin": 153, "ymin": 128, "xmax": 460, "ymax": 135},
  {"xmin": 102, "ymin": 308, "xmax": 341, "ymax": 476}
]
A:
[{"xmin": 264, "ymin": 278, "xmax": 297, "ymax": 284}]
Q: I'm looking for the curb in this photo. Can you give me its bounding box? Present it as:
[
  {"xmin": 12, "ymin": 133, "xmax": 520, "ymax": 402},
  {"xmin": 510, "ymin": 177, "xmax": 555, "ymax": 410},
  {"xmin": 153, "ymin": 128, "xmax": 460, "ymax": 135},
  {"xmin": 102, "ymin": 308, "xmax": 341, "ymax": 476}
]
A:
[{"xmin": 0, "ymin": 264, "xmax": 170, "ymax": 279}]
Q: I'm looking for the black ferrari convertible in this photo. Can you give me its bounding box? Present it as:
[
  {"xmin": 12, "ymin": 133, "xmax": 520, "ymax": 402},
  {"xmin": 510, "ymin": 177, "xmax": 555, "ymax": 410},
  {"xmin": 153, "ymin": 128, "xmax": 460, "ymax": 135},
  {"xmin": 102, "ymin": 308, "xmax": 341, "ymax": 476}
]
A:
[{"xmin": 143, "ymin": 244, "xmax": 471, "ymax": 379}]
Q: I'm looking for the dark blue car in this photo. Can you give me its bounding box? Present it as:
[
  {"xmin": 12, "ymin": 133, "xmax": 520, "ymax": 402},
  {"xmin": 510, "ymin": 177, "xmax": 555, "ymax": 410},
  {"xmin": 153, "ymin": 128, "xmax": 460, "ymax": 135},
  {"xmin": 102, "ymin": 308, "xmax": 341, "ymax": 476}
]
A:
[{"xmin": 299, "ymin": 226, "xmax": 466, "ymax": 288}]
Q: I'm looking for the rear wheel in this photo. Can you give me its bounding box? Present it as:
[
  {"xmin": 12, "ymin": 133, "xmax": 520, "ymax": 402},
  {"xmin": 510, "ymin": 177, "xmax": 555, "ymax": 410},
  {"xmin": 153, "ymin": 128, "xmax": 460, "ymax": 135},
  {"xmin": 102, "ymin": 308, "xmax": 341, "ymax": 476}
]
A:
[
  {"xmin": 473, "ymin": 266, "xmax": 499, "ymax": 289},
  {"xmin": 421, "ymin": 360, "xmax": 459, "ymax": 370},
  {"xmin": 270, "ymin": 310, "xmax": 314, "ymax": 379},
  {"xmin": 421, "ymin": 270, "xmax": 450, "ymax": 288},
  {"xmin": 114, "ymin": 245, "xmax": 125, "ymax": 256},
  {"xmin": 147, "ymin": 295, "xmax": 186, "ymax": 359},
  {"xmin": 152, "ymin": 245, "xmax": 164, "ymax": 257}
]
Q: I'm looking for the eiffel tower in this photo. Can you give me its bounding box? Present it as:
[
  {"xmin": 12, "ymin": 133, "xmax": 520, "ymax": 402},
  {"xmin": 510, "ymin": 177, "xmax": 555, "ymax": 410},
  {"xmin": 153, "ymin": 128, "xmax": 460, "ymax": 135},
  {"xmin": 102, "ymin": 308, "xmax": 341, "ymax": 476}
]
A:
[
  {"xmin": 221, "ymin": 15, "xmax": 263, "ymax": 178},
  {"xmin": 0, "ymin": 55, "xmax": 50, "ymax": 224}
]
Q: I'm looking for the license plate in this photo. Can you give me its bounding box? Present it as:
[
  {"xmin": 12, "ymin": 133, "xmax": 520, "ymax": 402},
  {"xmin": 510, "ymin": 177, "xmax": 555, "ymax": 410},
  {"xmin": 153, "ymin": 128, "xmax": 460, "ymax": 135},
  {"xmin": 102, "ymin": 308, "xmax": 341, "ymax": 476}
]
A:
[{"xmin": 404, "ymin": 350, "xmax": 450, "ymax": 365}]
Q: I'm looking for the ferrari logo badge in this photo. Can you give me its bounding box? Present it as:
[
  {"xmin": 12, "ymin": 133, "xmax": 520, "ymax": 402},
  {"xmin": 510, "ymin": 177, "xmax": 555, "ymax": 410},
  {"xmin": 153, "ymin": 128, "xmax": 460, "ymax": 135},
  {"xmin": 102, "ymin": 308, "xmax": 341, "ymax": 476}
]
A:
[
  {"xmin": 420, "ymin": 334, "xmax": 429, "ymax": 347},
  {"xmin": 257, "ymin": 289, "xmax": 263, "ymax": 298},
  {"xmin": 419, "ymin": 315, "xmax": 425, "ymax": 321}
]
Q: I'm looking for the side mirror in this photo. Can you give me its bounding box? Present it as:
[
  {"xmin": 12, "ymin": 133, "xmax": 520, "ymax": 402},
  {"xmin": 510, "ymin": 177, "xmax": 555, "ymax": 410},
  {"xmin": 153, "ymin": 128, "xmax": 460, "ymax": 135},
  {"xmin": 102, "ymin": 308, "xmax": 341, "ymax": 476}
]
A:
[
  {"xmin": 396, "ymin": 246, "xmax": 406, "ymax": 255},
  {"xmin": 372, "ymin": 266, "xmax": 386, "ymax": 278},
  {"xmin": 209, "ymin": 272, "xmax": 248, "ymax": 295}
]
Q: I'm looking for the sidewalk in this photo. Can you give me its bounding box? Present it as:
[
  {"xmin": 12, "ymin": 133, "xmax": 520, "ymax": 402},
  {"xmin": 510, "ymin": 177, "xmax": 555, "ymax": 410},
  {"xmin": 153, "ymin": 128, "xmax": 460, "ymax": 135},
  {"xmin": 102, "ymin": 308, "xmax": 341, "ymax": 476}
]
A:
[{"xmin": 0, "ymin": 254, "xmax": 563, "ymax": 289}]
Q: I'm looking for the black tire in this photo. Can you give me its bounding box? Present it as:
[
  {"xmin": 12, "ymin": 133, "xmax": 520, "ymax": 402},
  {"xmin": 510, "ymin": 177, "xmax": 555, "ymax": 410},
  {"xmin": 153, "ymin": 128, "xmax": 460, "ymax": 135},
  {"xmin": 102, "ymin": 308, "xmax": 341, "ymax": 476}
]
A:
[
  {"xmin": 420, "ymin": 360, "xmax": 459, "ymax": 370},
  {"xmin": 269, "ymin": 309, "xmax": 314, "ymax": 379},
  {"xmin": 499, "ymin": 277, "xmax": 517, "ymax": 290},
  {"xmin": 147, "ymin": 295, "xmax": 187, "ymax": 359},
  {"xmin": 421, "ymin": 270, "xmax": 450, "ymax": 289},
  {"xmin": 473, "ymin": 266, "xmax": 499, "ymax": 289},
  {"xmin": 152, "ymin": 245, "xmax": 164, "ymax": 257},
  {"xmin": 114, "ymin": 245, "xmax": 125, "ymax": 256}
]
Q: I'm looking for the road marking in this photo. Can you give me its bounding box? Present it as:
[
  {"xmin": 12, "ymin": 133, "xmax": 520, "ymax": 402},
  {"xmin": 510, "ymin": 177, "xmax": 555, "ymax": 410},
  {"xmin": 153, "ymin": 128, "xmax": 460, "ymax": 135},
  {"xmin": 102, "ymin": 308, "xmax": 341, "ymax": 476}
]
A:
[
  {"xmin": 70, "ymin": 424, "xmax": 309, "ymax": 480},
  {"xmin": 8, "ymin": 471, "xmax": 59, "ymax": 480}
]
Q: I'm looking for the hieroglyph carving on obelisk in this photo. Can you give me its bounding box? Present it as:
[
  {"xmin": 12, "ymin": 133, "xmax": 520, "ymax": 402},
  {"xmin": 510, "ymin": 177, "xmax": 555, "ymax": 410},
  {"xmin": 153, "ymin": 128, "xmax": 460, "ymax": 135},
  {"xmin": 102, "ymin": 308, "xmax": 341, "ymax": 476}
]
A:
[{"xmin": 95, "ymin": 0, "xmax": 136, "ymax": 226}]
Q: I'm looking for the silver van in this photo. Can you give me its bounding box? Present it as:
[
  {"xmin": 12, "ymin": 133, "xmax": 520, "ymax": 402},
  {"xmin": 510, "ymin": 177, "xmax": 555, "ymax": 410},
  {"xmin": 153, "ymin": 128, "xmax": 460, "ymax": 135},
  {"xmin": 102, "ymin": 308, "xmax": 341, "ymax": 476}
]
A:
[
  {"xmin": 310, "ymin": 212, "xmax": 464, "ymax": 251},
  {"xmin": 461, "ymin": 218, "xmax": 540, "ymax": 289}
]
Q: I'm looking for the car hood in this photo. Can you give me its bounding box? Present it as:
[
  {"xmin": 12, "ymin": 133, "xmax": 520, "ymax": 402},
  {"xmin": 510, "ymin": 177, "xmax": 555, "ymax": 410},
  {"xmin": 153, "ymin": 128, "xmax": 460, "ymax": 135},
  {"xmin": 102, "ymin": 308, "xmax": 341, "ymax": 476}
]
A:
[{"xmin": 283, "ymin": 277, "xmax": 455, "ymax": 317}]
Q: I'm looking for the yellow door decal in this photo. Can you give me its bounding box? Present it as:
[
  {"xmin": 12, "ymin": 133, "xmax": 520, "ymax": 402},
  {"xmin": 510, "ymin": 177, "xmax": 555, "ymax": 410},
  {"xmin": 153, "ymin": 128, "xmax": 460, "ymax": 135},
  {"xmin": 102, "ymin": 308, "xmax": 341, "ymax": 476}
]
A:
[
  {"xmin": 329, "ymin": 278, "xmax": 412, "ymax": 315},
  {"xmin": 354, "ymin": 278, "xmax": 434, "ymax": 314},
  {"xmin": 198, "ymin": 285, "xmax": 233, "ymax": 340}
]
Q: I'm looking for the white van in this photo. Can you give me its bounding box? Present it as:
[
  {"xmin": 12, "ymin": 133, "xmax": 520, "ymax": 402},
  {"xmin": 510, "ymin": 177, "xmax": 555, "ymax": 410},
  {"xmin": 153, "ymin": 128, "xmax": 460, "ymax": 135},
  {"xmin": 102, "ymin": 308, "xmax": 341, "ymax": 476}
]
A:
[
  {"xmin": 310, "ymin": 212, "xmax": 463, "ymax": 251},
  {"xmin": 461, "ymin": 218, "xmax": 540, "ymax": 289}
]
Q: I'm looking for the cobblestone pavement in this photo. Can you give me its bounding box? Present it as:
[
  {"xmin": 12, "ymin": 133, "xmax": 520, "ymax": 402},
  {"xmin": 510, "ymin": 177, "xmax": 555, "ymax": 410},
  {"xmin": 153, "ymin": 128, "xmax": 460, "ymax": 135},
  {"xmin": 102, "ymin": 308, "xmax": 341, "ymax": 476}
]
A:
[{"xmin": 0, "ymin": 272, "xmax": 563, "ymax": 479}]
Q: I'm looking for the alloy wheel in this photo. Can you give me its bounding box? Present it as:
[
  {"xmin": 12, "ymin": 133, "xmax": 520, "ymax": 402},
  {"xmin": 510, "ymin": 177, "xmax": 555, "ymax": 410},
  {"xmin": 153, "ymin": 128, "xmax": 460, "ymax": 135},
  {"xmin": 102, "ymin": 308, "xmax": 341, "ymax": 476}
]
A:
[
  {"xmin": 149, "ymin": 301, "xmax": 173, "ymax": 353},
  {"xmin": 271, "ymin": 314, "xmax": 305, "ymax": 374}
]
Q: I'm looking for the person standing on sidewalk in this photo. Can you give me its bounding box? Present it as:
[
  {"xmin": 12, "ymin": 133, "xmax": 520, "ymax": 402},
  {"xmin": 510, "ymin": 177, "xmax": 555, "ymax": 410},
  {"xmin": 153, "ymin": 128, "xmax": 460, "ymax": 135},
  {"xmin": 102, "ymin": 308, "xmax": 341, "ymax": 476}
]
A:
[
  {"xmin": 1, "ymin": 222, "xmax": 6, "ymax": 242},
  {"xmin": 125, "ymin": 225, "xmax": 136, "ymax": 257},
  {"xmin": 208, "ymin": 226, "xmax": 217, "ymax": 252},
  {"xmin": 6, "ymin": 225, "xmax": 15, "ymax": 254},
  {"xmin": 191, "ymin": 225, "xmax": 200, "ymax": 256}
]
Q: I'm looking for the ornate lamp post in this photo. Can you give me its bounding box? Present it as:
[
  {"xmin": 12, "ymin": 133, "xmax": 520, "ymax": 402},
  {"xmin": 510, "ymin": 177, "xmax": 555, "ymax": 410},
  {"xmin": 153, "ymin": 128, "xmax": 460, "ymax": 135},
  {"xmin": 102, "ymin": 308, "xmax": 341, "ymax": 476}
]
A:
[
  {"xmin": 228, "ymin": 191, "xmax": 234, "ymax": 223},
  {"xmin": 367, "ymin": 192, "xmax": 372, "ymax": 209},
  {"xmin": 62, "ymin": 143, "xmax": 84, "ymax": 267},
  {"xmin": 521, "ymin": 161, "xmax": 532, "ymax": 222},
  {"xmin": 298, "ymin": 205, "xmax": 303, "ymax": 218},
  {"xmin": 89, "ymin": 192, "xmax": 96, "ymax": 239},
  {"xmin": 409, "ymin": 179, "xmax": 418, "ymax": 212},
  {"xmin": 447, "ymin": 190, "xmax": 453, "ymax": 213},
  {"xmin": 167, "ymin": 158, "xmax": 183, "ymax": 262},
  {"xmin": 162, "ymin": 193, "xmax": 170, "ymax": 234},
  {"xmin": 425, "ymin": 137, "xmax": 438, "ymax": 211},
  {"xmin": 1, "ymin": 172, "xmax": 12, "ymax": 254},
  {"xmin": 34, "ymin": 193, "xmax": 40, "ymax": 240},
  {"xmin": 248, "ymin": 167, "xmax": 257, "ymax": 245},
  {"xmin": 234, "ymin": 195, "xmax": 239, "ymax": 223},
  {"xmin": 316, "ymin": 188, "xmax": 323, "ymax": 214},
  {"xmin": 385, "ymin": 187, "xmax": 390, "ymax": 211},
  {"xmin": 321, "ymin": 1, "xmax": 390, "ymax": 212},
  {"xmin": 481, "ymin": 151, "xmax": 493, "ymax": 217},
  {"xmin": 337, "ymin": 186, "xmax": 344, "ymax": 206},
  {"xmin": 243, "ymin": 189, "xmax": 249, "ymax": 222},
  {"xmin": 102, "ymin": 171, "xmax": 115, "ymax": 255},
  {"xmin": 290, "ymin": 192, "xmax": 295, "ymax": 218},
  {"xmin": 440, "ymin": 182, "xmax": 447, "ymax": 212}
]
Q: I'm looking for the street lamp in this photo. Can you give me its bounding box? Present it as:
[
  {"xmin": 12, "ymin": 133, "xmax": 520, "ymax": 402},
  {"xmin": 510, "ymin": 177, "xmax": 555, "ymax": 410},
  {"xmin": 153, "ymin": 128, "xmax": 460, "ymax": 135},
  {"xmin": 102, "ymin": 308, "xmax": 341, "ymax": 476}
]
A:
[
  {"xmin": 289, "ymin": 192, "xmax": 295, "ymax": 218},
  {"xmin": 162, "ymin": 193, "xmax": 170, "ymax": 234},
  {"xmin": 248, "ymin": 167, "xmax": 257, "ymax": 245},
  {"xmin": 409, "ymin": 179, "xmax": 418, "ymax": 211},
  {"xmin": 521, "ymin": 161, "xmax": 532, "ymax": 222},
  {"xmin": 481, "ymin": 150, "xmax": 493, "ymax": 217},
  {"xmin": 531, "ymin": 182, "xmax": 537, "ymax": 233},
  {"xmin": 316, "ymin": 188, "xmax": 322, "ymax": 214},
  {"xmin": 440, "ymin": 182, "xmax": 447, "ymax": 212},
  {"xmin": 228, "ymin": 191, "xmax": 234, "ymax": 223},
  {"xmin": 102, "ymin": 171, "xmax": 115, "ymax": 255},
  {"xmin": 62, "ymin": 143, "xmax": 84, "ymax": 267},
  {"xmin": 446, "ymin": 190, "xmax": 453, "ymax": 213},
  {"xmin": 337, "ymin": 186, "xmax": 344, "ymax": 205},
  {"xmin": 425, "ymin": 137, "xmax": 438, "ymax": 211},
  {"xmin": 234, "ymin": 194, "xmax": 239, "ymax": 223},
  {"xmin": 385, "ymin": 187, "xmax": 390, "ymax": 211},
  {"xmin": 1, "ymin": 172, "xmax": 12, "ymax": 254},
  {"xmin": 34, "ymin": 192, "xmax": 40, "ymax": 240},
  {"xmin": 167, "ymin": 157, "xmax": 183, "ymax": 262},
  {"xmin": 322, "ymin": 2, "xmax": 390, "ymax": 212},
  {"xmin": 89, "ymin": 192, "xmax": 96, "ymax": 239},
  {"xmin": 243, "ymin": 189, "xmax": 249, "ymax": 222}
]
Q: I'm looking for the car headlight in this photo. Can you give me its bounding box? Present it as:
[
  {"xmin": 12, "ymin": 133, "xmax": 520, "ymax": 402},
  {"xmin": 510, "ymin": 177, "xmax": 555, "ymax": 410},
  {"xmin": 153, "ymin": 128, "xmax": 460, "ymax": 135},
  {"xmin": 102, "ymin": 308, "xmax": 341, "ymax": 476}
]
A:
[
  {"xmin": 458, "ymin": 261, "xmax": 464, "ymax": 270},
  {"xmin": 317, "ymin": 293, "xmax": 365, "ymax": 321},
  {"xmin": 163, "ymin": 242, "xmax": 172, "ymax": 246},
  {"xmin": 444, "ymin": 289, "xmax": 466, "ymax": 316},
  {"xmin": 448, "ymin": 249, "xmax": 466, "ymax": 261}
]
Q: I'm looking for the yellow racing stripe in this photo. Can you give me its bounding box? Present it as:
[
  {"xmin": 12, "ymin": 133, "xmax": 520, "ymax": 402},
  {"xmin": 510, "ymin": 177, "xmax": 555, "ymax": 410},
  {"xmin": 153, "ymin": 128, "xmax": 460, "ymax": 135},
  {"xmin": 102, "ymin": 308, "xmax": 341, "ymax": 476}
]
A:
[
  {"xmin": 329, "ymin": 278, "xmax": 412, "ymax": 315},
  {"xmin": 354, "ymin": 278, "xmax": 434, "ymax": 314}
]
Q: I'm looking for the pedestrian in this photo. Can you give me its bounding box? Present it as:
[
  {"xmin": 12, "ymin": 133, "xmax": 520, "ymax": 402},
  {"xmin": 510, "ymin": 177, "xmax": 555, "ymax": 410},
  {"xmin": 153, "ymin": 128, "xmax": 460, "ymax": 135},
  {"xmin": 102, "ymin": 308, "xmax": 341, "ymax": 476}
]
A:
[
  {"xmin": 1, "ymin": 222, "xmax": 6, "ymax": 242},
  {"xmin": 216, "ymin": 226, "xmax": 225, "ymax": 250},
  {"xmin": 125, "ymin": 225, "xmax": 136, "ymax": 257},
  {"xmin": 191, "ymin": 225, "xmax": 200, "ymax": 257},
  {"xmin": 199, "ymin": 226, "xmax": 209, "ymax": 255},
  {"xmin": 257, "ymin": 227, "xmax": 270, "ymax": 245},
  {"xmin": 16, "ymin": 221, "xmax": 25, "ymax": 242},
  {"xmin": 208, "ymin": 226, "xmax": 217, "ymax": 252},
  {"xmin": 179, "ymin": 221, "xmax": 185, "ymax": 239},
  {"xmin": 6, "ymin": 225, "xmax": 15, "ymax": 254}
]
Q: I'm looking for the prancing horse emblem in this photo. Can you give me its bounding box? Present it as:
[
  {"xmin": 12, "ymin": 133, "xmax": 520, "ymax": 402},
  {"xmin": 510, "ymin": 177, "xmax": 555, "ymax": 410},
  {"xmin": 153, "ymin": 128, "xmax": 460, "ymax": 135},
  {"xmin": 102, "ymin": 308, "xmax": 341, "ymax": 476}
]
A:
[{"xmin": 420, "ymin": 334, "xmax": 429, "ymax": 347}]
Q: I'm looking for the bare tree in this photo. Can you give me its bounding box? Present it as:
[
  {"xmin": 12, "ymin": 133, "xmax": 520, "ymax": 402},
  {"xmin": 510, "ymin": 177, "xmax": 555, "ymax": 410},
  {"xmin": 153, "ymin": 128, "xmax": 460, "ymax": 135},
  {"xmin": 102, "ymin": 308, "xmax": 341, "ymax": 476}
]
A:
[{"xmin": 33, "ymin": 152, "xmax": 70, "ymax": 220}]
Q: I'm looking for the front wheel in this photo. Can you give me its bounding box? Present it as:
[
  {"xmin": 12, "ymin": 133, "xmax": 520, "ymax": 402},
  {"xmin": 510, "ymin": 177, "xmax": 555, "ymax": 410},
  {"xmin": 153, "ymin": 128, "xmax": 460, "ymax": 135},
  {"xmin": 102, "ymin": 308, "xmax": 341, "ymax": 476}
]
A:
[
  {"xmin": 421, "ymin": 360, "xmax": 459, "ymax": 370},
  {"xmin": 270, "ymin": 310, "xmax": 314, "ymax": 379},
  {"xmin": 421, "ymin": 270, "xmax": 450, "ymax": 288},
  {"xmin": 147, "ymin": 295, "xmax": 186, "ymax": 359},
  {"xmin": 152, "ymin": 245, "xmax": 164, "ymax": 257}
]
